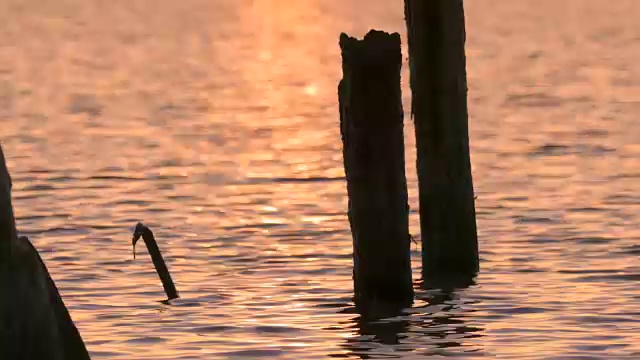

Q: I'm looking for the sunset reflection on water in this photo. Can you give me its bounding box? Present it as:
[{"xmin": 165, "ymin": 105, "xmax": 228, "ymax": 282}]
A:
[{"xmin": 1, "ymin": 0, "xmax": 639, "ymax": 358}]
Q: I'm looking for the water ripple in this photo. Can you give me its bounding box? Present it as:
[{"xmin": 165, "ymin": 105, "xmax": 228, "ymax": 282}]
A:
[{"xmin": 2, "ymin": 0, "xmax": 640, "ymax": 359}]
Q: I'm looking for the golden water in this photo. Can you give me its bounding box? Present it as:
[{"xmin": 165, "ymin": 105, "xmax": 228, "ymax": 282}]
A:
[{"xmin": 1, "ymin": 0, "xmax": 639, "ymax": 358}]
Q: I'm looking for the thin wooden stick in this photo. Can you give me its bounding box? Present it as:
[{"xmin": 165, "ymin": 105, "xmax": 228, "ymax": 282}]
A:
[{"xmin": 132, "ymin": 223, "xmax": 179, "ymax": 301}]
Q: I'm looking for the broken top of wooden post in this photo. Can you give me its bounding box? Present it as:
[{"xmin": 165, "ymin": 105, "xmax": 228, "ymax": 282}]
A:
[
  {"xmin": 339, "ymin": 30, "xmax": 414, "ymax": 309},
  {"xmin": 339, "ymin": 30, "xmax": 402, "ymax": 75}
]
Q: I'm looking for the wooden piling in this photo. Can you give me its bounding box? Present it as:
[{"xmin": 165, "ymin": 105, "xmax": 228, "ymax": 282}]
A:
[
  {"xmin": 339, "ymin": 30, "xmax": 413, "ymax": 307},
  {"xmin": 0, "ymin": 144, "xmax": 91, "ymax": 360},
  {"xmin": 404, "ymin": 0, "xmax": 479, "ymax": 277}
]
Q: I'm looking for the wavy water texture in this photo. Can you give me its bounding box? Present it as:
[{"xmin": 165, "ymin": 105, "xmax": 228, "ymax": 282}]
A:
[{"xmin": 1, "ymin": 0, "xmax": 639, "ymax": 358}]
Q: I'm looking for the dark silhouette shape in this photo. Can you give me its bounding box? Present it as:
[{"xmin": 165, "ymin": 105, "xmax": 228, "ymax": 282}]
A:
[
  {"xmin": 404, "ymin": 0, "xmax": 479, "ymax": 277},
  {"xmin": 414, "ymin": 276, "xmax": 484, "ymax": 354},
  {"xmin": 0, "ymin": 144, "xmax": 91, "ymax": 360},
  {"xmin": 338, "ymin": 276, "xmax": 483, "ymax": 358},
  {"xmin": 421, "ymin": 273, "xmax": 477, "ymax": 291},
  {"xmin": 338, "ymin": 30, "xmax": 414, "ymax": 309},
  {"xmin": 132, "ymin": 223, "xmax": 179, "ymax": 301},
  {"xmin": 340, "ymin": 302, "xmax": 413, "ymax": 359}
]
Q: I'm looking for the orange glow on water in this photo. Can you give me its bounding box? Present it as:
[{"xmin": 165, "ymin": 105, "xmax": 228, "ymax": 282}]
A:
[{"xmin": 1, "ymin": 0, "xmax": 639, "ymax": 358}]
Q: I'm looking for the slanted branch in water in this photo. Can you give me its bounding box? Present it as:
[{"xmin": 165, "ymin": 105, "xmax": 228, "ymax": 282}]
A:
[{"xmin": 132, "ymin": 222, "xmax": 179, "ymax": 301}]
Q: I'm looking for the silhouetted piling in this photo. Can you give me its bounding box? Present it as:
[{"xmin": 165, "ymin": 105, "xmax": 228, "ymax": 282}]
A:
[
  {"xmin": 404, "ymin": 0, "xmax": 479, "ymax": 277},
  {"xmin": 339, "ymin": 30, "xmax": 413, "ymax": 308},
  {"xmin": 132, "ymin": 223, "xmax": 179, "ymax": 301},
  {"xmin": 0, "ymin": 144, "xmax": 91, "ymax": 360}
]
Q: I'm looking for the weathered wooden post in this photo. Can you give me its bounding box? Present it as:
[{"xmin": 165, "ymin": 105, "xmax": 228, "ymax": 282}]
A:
[
  {"xmin": 339, "ymin": 30, "xmax": 414, "ymax": 308},
  {"xmin": 0, "ymin": 144, "xmax": 91, "ymax": 360},
  {"xmin": 404, "ymin": 0, "xmax": 479, "ymax": 277}
]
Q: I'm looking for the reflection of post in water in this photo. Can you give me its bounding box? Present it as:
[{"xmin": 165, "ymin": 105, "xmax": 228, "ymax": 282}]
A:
[
  {"xmin": 340, "ymin": 303, "xmax": 413, "ymax": 359},
  {"xmin": 414, "ymin": 276, "xmax": 484, "ymax": 353},
  {"xmin": 337, "ymin": 282, "xmax": 484, "ymax": 359}
]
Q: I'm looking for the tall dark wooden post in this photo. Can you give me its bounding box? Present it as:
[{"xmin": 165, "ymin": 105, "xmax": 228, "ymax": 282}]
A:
[
  {"xmin": 404, "ymin": 0, "xmax": 479, "ymax": 277},
  {"xmin": 339, "ymin": 30, "xmax": 414, "ymax": 308}
]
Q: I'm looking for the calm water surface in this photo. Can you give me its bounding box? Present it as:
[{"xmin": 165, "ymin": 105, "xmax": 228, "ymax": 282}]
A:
[{"xmin": 1, "ymin": 0, "xmax": 640, "ymax": 358}]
